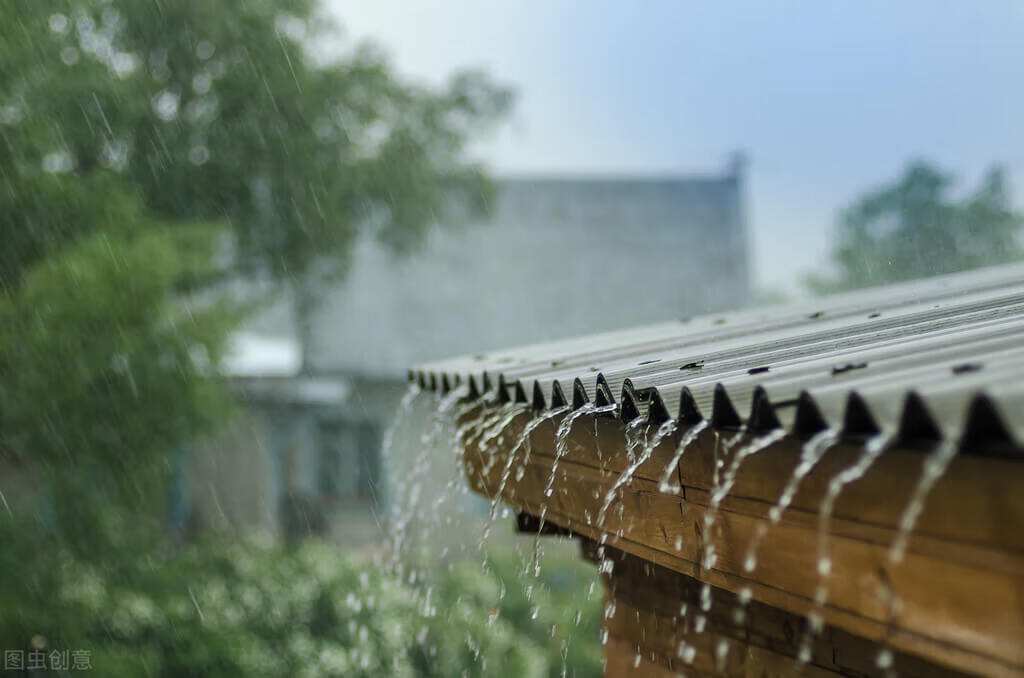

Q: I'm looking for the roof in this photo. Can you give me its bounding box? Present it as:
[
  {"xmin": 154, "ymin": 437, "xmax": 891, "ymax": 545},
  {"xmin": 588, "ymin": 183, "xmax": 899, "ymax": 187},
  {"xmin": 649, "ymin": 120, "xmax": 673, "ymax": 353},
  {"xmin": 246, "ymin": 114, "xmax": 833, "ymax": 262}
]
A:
[
  {"xmin": 413, "ymin": 262, "xmax": 1024, "ymax": 454},
  {"xmin": 301, "ymin": 172, "xmax": 749, "ymax": 377}
]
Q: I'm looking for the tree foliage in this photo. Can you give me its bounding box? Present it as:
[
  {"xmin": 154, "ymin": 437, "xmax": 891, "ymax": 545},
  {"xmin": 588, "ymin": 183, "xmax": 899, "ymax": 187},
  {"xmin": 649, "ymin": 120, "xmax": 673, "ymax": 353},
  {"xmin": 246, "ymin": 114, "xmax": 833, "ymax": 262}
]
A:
[
  {"xmin": 0, "ymin": 2, "xmax": 520, "ymax": 670},
  {"xmin": 0, "ymin": 0, "xmax": 511, "ymax": 477},
  {"xmin": 807, "ymin": 161, "xmax": 1024, "ymax": 293},
  {"xmin": 1, "ymin": 526, "xmax": 601, "ymax": 678}
]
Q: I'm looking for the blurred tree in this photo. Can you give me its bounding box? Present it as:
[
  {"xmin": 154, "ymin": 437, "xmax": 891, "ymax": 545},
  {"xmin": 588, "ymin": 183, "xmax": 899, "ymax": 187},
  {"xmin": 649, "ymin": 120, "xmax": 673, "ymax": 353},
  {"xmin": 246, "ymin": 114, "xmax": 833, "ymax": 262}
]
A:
[
  {"xmin": 0, "ymin": 0, "xmax": 510, "ymax": 496},
  {"xmin": 806, "ymin": 161, "xmax": 1024, "ymax": 293},
  {"xmin": 0, "ymin": 0, "xmax": 523, "ymax": 671},
  {"xmin": 1, "ymin": 0, "xmax": 512, "ymax": 365}
]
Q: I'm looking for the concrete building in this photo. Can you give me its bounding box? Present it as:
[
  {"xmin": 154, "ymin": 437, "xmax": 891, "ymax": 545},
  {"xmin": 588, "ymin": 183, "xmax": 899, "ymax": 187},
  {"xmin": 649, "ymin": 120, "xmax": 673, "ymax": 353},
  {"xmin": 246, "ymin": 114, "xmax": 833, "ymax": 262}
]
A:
[{"xmin": 184, "ymin": 159, "xmax": 753, "ymax": 546}]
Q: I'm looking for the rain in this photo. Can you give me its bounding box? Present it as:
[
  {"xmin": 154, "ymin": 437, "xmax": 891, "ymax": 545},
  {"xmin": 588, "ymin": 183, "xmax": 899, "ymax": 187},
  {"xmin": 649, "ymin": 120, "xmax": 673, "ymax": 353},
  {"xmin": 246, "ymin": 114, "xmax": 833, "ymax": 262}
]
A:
[{"xmin": 1, "ymin": 1, "xmax": 1023, "ymax": 677}]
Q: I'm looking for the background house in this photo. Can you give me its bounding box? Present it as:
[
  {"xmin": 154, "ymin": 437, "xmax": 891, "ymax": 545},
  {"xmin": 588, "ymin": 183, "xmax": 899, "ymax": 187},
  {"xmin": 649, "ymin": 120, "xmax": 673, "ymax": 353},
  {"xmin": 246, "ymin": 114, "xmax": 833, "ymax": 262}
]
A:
[{"xmin": 181, "ymin": 157, "xmax": 753, "ymax": 546}]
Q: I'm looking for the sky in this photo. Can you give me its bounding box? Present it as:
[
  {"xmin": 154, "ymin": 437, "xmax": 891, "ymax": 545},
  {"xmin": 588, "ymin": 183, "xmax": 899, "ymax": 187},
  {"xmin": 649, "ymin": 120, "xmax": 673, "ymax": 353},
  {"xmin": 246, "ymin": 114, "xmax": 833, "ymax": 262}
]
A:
[{"xmin": 328, "ymin": 0, "xmax": 1024, "ymax": 294}]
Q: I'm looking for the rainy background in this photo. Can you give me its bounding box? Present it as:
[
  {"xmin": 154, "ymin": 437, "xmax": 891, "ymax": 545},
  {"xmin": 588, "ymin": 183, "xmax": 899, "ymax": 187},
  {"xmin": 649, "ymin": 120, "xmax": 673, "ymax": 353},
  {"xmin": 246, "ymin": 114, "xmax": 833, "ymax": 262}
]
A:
[{"xmin": 1, "ymin": 0, "xmax": 1022, "ymax": 676}]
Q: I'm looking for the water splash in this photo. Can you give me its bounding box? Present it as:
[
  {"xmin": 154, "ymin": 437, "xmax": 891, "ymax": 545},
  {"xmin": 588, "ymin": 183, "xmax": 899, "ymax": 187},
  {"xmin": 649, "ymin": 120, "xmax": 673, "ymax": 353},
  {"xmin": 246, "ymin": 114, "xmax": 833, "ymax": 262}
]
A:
[
  {"xmin": 742, "ymin": 428, "xmax": 839, "ymax": 574},
  {"xmin": 657, "ymin": 419, "xmax": 708, "ymax": 494},
  {"xmin": 622, "ymin": 414, "xmax": 648, "ymax": 463},
  {"xmin": 597, "ymin": 418, "xmax": 676, "ymax": 538}
]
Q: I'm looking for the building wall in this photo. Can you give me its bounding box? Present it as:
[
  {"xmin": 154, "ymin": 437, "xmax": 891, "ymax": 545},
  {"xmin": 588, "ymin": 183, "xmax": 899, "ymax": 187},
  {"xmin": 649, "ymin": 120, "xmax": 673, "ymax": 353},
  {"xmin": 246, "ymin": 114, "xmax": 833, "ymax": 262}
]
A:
[
  {"xmin": 191, "ymin": 171, "xmax": 752, "ymax": 549},
  {"xmin": 307, "ymin": 174, "xmax": 751, "ymax": 377},
  {"xmin": 187, "ymin": 409, "xmax": 279, "ymax": 537}
]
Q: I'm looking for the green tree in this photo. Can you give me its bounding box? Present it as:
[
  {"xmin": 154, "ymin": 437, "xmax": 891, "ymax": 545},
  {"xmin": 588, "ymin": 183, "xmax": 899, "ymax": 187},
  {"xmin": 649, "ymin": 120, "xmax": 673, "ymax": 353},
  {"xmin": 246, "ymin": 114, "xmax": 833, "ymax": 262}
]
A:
[
  {"xmin": 806, "ymin": 161, "xmax": 1024, "ymax": 293},
  {"xmin": 2, "ymin": 0, "xmax": 512, "ymax": 363},
  {"xmin": 0, "ymin": 0, "xmax": 510, "ymax": 523},
  {"xmin": 0, "ymin": 0, "xmax": 521, "ymax": 672}
]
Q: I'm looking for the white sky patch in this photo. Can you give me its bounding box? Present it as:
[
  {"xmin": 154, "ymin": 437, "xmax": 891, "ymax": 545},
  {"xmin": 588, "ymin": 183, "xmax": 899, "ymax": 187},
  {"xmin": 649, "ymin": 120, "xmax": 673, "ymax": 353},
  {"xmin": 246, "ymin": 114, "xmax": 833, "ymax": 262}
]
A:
[{"xmin": 327, "ymin": 0, "xmax": 1024, "ymax": 294}]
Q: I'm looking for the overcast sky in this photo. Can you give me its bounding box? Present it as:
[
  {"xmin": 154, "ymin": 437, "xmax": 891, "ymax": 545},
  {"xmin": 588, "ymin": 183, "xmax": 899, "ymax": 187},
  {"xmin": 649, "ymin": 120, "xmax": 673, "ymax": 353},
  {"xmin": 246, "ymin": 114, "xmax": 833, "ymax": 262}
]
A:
[{"xmin": 328, "ymin": 1, "xmax": 1024, "ymax": 294}]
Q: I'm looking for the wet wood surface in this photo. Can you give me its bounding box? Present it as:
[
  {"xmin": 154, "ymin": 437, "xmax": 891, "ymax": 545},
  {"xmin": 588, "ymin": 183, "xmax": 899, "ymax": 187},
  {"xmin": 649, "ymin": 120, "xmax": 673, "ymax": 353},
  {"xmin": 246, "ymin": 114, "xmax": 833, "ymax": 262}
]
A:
[
  {"xmin": 593, "ymin": 545, "xmax": 970, "ymax": 677},
  {"xmin": 459, "ymin": 407, "xmax": 1024, "ymax": 677}
]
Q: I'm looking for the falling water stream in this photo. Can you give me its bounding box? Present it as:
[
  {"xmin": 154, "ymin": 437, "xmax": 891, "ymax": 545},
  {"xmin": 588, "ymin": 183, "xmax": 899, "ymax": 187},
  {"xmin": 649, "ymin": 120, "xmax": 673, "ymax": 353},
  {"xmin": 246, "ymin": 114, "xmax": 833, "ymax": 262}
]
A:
[
  {"xmin": 871, "ymin": 438, "xmax": 959, "ymax": 669},
  {"xmin": 658, "ymin": 419, "xmax": 709, "ymax": 495},
  {"xmin": 795, "ymin": 432, "xmax": 892, "ymax": 665},
  {"xmin": 742, "ymin": 428, "xmax": 840, "ymax": 574},
  {"xmin": 389, "ymin": 384, "xmax": 471, "ymax": 563},
  {"xmin": 693, "ymin": 427, "xmax": 785, "ymax": 670},
  {"xmin": 698, "ymin": 429, "xmax": 785, "ymax": 605},
  {"xmin": 530, "ymin": 403, "xmax": 617, "ymax": 577},
  {"xmin": 473, "ymin": 403, "xmax": 531, "ymax": 479},
  {"xmin": 380, "ymin": 383, "xmax": 423, "ymax": 471},
  {"xmin": 888, "ymin": 438, "xmax": 958, "ymax": 565},
  {"xmin": 396, "ymin": 373, "xmax": 972, "ymax": 676},
  {"xmin": 597, "ymin": 418, "xmax": 677, "ymax": 539},
  {"xmin": 485, "ymin": 406, "xmax": 571, "ymax": 523}
]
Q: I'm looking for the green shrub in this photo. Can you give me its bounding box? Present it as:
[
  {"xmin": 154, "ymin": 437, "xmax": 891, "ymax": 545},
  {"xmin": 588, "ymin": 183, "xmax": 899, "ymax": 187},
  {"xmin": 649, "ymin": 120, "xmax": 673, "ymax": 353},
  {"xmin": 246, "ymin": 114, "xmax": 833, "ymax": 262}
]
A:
[{"xmin": 0, "ymin": 523, "xmax": 600, "ymax": 677}]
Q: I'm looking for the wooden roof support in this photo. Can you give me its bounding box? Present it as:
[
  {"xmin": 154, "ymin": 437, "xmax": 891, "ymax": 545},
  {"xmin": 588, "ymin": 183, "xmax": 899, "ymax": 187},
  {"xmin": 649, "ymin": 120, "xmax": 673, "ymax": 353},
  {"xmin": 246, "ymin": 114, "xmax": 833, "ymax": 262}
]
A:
[{"xmin": 459, "ymin": 406, "xmax": 1024, "ymax": 677}]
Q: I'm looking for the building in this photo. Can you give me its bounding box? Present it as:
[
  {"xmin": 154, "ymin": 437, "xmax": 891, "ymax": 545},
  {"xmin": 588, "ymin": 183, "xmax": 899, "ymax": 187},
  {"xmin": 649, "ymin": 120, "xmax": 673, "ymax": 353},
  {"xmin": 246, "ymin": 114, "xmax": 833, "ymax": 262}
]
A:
[{"xmin": 185, "ymin": 159, "xmax": 753, "ymax": 545}]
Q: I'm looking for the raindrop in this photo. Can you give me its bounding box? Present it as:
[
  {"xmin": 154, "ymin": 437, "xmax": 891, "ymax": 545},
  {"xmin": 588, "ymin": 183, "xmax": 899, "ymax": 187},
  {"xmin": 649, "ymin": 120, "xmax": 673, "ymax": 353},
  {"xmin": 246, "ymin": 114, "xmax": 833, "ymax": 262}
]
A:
[
  {"xmin": 196, "ymin": 41, "xmax": 216, "ymax": 60},
  {"xmin": 111, "ymin": 53, "xmax": 137, "ymax": 78},
  {"xmin": 49, "ymin": 14, "xmax": 70, "ymax": 34},
  {"xmin": 189, "ymin": 145, "xmax": 210, "ymax": 166},
  {"xmin": 193, "ymin": 73, "xmax": 212, "ymax": 94},
  {"xmin": 74, "ymin": 13, "xmax": 95, "ymax": 34},
  {"xmin": 152, "ymin": 90, "xmax": 180, "ymax": 121},
  {"xmin": 60, "ymin": 47, "xmax": 79, "ymax": 65},
  {"xmin": 0, "ymin": 104, "xmax": 24, "ymax": 125},
  {"xmin": 314, "ymin": 118, "xmax": 334, "ymax": 140},
  {"xmin": 42, "ymin": 152, "xmax": 74, "ymax": 173}
]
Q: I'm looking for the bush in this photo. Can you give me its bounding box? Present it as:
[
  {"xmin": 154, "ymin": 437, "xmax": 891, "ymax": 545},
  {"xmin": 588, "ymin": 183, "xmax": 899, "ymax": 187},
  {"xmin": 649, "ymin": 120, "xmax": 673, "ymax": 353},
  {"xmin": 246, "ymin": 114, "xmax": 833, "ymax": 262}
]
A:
[{"xmin": 0, "ymin": 523, "xmax": 600, "ymax": 677}]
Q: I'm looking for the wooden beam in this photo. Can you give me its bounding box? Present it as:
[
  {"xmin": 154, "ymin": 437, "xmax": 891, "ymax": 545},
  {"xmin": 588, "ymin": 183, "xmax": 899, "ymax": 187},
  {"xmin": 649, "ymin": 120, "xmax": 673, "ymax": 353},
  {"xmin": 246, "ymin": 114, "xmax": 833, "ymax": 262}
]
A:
[
  {"xmin": 459, "ymin": 406, "xmax": 1024, "ymax": 677},
  {"xmin": 591, "ymin": 545, "xmax": 970, "ymax": 678}
]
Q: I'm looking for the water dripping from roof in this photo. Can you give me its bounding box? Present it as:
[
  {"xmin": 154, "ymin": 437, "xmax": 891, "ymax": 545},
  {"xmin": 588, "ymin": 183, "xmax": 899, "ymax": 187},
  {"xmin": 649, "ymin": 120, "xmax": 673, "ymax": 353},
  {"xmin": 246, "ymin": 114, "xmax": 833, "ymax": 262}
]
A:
[
  {"xmin": 796, "ymin": 432, "xmax": 892, "ymax": 666},
  {"xmin": 695, "ymin": 427, "xmax": 785, "ymax": 634},
  {"xmin": 528, "ymin": 402, "xmax": 616, "ymax": 578},
  {"xmin": 658, "ymin": 419, "xmax": 708, "ymax": 495},
  {"xmin": 597, "ymin": 418, "xmax": 677, "ymax": 540},
  {"xmin": 742, "ymin": 428, "xmax": 840, "ymax": 574}
]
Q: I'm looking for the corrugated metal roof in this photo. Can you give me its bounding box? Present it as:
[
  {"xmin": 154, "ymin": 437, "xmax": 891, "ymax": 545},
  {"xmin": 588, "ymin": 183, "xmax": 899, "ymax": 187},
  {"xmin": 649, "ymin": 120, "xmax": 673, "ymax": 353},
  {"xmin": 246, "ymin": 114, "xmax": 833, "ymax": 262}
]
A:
[{"xmin": 412, "ymin": 262, "xmax": 1024, "ymax": 455}]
